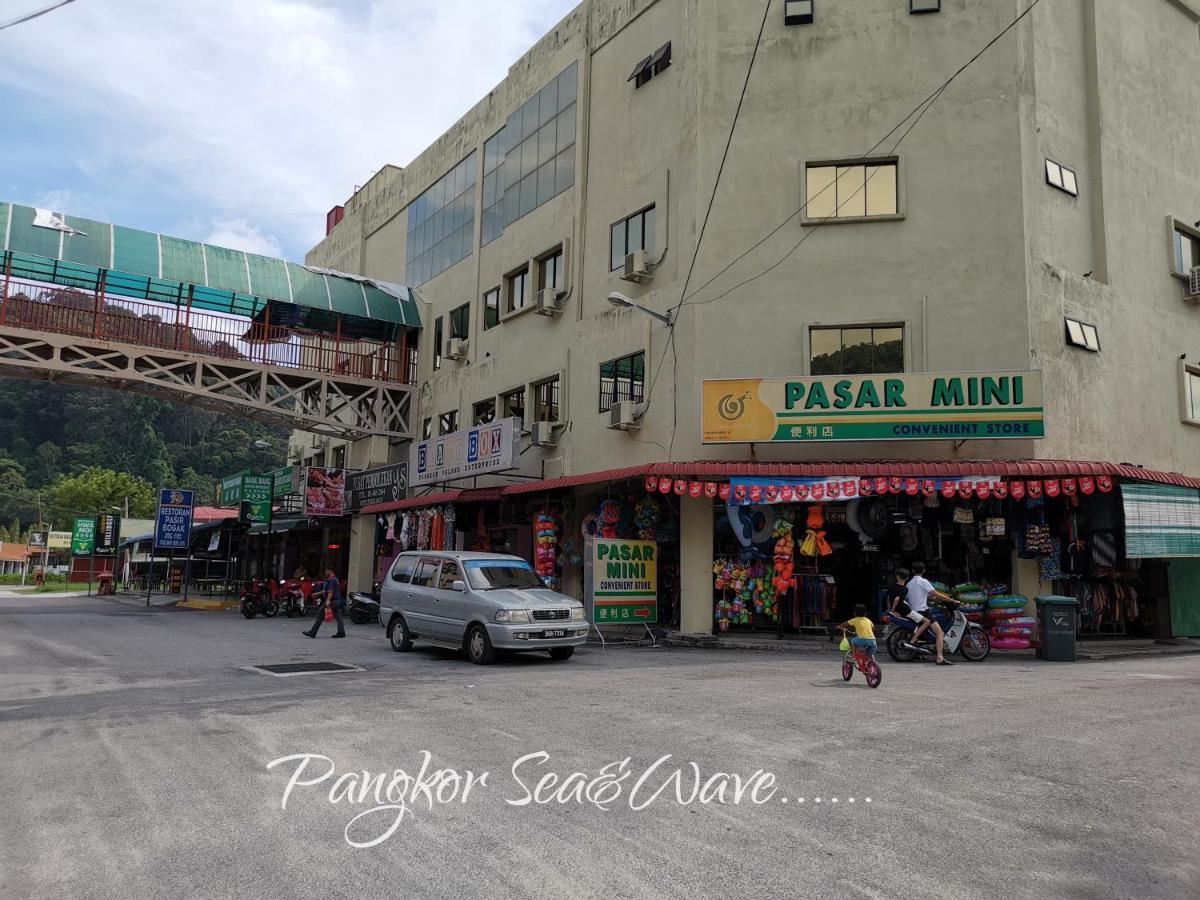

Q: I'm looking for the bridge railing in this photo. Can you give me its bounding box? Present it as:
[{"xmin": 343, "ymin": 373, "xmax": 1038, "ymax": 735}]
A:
[{"xmin": 0, "ymin": 277, "xmax": 416, "ymax": 385}]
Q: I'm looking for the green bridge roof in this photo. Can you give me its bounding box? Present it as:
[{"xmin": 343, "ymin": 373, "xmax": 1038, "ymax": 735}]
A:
[{"xmin": 0, "ymin": 202, "xmax": 420, "ymax": 331}]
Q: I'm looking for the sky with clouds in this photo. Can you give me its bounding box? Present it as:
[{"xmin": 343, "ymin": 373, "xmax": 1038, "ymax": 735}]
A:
[{"xmin": 0, "ymin": 0, "xmax": 578, "ymax": 259}]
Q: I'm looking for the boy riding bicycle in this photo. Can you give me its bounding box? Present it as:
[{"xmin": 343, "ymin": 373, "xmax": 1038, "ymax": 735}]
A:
[{"xmin": 838, "ymin": 604, "xmax": 877, "ymax": 657}]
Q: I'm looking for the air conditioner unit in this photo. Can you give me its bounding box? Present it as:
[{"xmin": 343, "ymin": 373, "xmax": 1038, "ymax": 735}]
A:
[
  {"xmin": 445, "ymin": 337, "xmax": 468, "ymax": 360},
  {"xmin": 608, "ymin": 400, "xmax": 641, "ymax": 431},
  {"xmin": 534, "ymin": 288, "xmax": 564, "ymax": 317},
  {"xmin": 531, "ymin": 421, "xmax": 558, "ymax": 447},
  {"xmin": 1188, "ymin": 266, "xmax": 1200, "ymax": 305},
  {"xmin": 621, "ymin": 249, "xmax": 654, "ymax": 284}
]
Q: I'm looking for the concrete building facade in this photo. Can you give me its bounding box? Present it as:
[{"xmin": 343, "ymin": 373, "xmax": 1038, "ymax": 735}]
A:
[{"xmin": 302, "ymin": 0, "xmax": 1200, "ymax": 632}]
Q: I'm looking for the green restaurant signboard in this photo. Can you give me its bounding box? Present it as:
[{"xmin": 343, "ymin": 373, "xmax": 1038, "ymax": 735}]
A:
[
  {"xmin": 242, "ymin": 474, "xmax": 273, "ymax": 524},
  {"xmin": 217, "ymin": 472, "xmax": 273, "ymax": 524},
  {"xmin": 70, "ymin": 516, "xmax": 95, "ymax": 557},
  {"xmin": 701, "ymin": 371, "xmax": 1044, "ymax": 443}
]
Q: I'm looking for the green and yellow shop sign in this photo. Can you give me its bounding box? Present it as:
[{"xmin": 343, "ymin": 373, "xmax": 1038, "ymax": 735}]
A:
[
  {"xmin": 702, "ymin": 371, "xmax": 1044, "ymax": 443},
  {"xmin": 592, "ymin": 539, "xmax": 658, "ymax": 624}
]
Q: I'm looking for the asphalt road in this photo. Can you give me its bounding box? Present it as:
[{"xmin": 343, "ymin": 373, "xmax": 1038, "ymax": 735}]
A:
[{"xmin": 0, "ymin": 593, "xmax": 1196, "ymax": 900}]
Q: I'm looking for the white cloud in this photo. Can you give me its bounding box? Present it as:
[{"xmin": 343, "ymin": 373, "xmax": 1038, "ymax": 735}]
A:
[
  {"xmin": 203, "ymin": 220, "xmax": 284, "ymax": 257},
  {"xmin": 0, "ymin": 0, "xmax": 577, "ymax": 258}
]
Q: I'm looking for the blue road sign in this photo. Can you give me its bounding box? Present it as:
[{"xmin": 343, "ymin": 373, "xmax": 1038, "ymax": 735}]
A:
[{"xmin": 155, "ymin": 488, "xmax": 194, "ymax": 550}]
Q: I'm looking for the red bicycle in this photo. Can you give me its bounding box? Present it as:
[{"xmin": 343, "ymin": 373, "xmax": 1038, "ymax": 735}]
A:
[{"xmin": 839, "ymin": 628, "xmax": 882, "ymax": 689}]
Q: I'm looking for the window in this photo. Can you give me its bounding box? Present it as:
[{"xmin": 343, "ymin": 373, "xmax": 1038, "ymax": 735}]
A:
[
  {"xmin": 599, "ymin": 352, "xmax": 646, "ymax": 412},
  {"xmin": 332, "ymin": 445, "xmax": 346, "ymax": 468},
  {"xmin": 784, "ymin": 0, "xmax": 814, "ymax": 26},
  {"xmin": 405, "ymin": 152, "xmax": 477, "ymax": 286},
  {"xmin": 437, "ymin": 561, "xmax": 463, "ymax": 590},
  {"xmin": 805, "ymin": 160, "xmax": 898, "ymax": 220},
  {"xmin": 483, "ymin": 287, "xmax": 500, "ymax": 330},
  {"xmin": 809, "ymin": 326, "xmax": 904, "ymax": 375},
  {"xmin": 421, "ymin": 418, "xmax": 432, "ymax": 441},
  {"xmin": 449, "ymin": 303, "xmax": 470, "ymax": 341},
  {"xmin": 482, "ymin": 63, "xmax": 578, "ymax": 245},
  {"xmin": 432, "ymin": 317, "xmax": 443, "ymax": 370},
  {"xmin": 390, "ymin": 556, "xmax": 417, "ymax": 583},
  {"xmin": 1183, "ymin": 363, "xmax": 1200, "ymax": 427},
  {"xmin": 1065, "ymin": 318, "xmax": 1100, "ymax": 352},
  {"xmin": 610, "ymin": 206, "xmax": 657, "ymax": 271},
  {"xmin": 1045, "ymin": 159, "xmax": 1079, "ymax": 197},
  {"xmin": 411, "ymin": 559, "xmax": 441, "ymax": 588},
  {"xmin": 474, "ymin": 398, "xmax": 497, "ymax": 425},
  {"xmin": 629, "ymin": 42, "xmax": 672, "ymax": 89},
  {"xmin": 1172, "ymin": 222, "xmax": 1200, "ymax": 277},
  {"xmin": 534, "ymin": 377, "xmax": 560, "ymax": 423},
  {"xmin": 440, "ymin": 411, "xmax": 458, "ymax": 435},
  {"xmin": 910, "ymin": 0, "xmax": 940, "ymax": 12},
  {"xmin": 406, "ymin": 343, "xmax": 419, "ymax": 384},
  {"xmin": 652, "ymin": 42, "xmax": 672, "ymax": 76},
  {"xmin": 539, "ymin": 249, "xmax": 564, "ymax": 294},
  {"xmin": 507, "ymin": 267, "xmax": 530, "ymax": 313},
  {"xmin": 501, "ymin": 387, "xmax": 526, "ymax": 423}
]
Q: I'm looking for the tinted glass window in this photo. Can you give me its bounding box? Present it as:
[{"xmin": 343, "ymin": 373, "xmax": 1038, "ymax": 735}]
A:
[
  {"xmin": 390, "ymin": 556, "xmax": 418, "ymax": 583},
  {"xmin": 437, "ymin": 562, "xmax": 463, "ymax": 590},
  {"xmin": 411, "ymin": 559, "xmax": 441, "ymax": 588}
]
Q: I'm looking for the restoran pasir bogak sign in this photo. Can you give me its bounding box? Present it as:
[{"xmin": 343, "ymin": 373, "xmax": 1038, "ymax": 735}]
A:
[
  {"xmin": 409, "ymin": 418, "xmax": 520, "ymax": 488},
  {"xmin": 701, "ymin": 371, "xmax": 1044, "ymax": 443}
]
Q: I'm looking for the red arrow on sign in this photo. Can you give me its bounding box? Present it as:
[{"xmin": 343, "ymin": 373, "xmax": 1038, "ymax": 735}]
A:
[{"xmin": 633, "ymin": 608, "xmax": 652, "ymax": 618}]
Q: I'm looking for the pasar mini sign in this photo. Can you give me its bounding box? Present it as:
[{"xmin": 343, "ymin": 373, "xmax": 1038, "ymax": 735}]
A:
[{"xmin": 701, "ymin": 371, "xmax": 1044, "ymax": 443}]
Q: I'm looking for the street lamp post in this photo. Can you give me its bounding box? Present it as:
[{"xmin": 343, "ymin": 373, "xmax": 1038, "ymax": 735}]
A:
[{"xmin": 607, "ymin": 291, "xmax": 674, "ymax": 326}]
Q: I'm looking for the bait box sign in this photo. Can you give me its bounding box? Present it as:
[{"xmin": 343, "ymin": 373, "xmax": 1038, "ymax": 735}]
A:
[
  {"xmin": 409, "ymin": 418, "xmax": 520, "ymax": 488},
  {"xmin": 701, "ymin": 371, "xmax": 1044, "ymax": 443},
  {"xmin": 591, "ymin": 539, "xmax": 658, "ymax": 624}
]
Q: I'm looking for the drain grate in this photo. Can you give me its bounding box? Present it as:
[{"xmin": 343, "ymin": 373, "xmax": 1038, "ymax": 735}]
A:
[{"xmin": 246, "ymin": 661, "xmax": 362, "ymax": 677}]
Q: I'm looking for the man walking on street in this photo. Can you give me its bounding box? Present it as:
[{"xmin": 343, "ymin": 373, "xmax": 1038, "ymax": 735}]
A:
[{"xmin": 302, "ymin": 567, "xmax": 346, "ymax": 639}]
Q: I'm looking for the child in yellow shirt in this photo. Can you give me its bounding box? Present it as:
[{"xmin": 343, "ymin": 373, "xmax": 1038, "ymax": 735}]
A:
[{"xmin": 839, "ymin": 603, "xmax": 877, "ymax": 657}]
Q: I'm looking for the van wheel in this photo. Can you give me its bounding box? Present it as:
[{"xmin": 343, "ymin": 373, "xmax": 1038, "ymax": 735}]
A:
[
  {"xmin": 389, "ymin": 616, "xmax": 413, "ymax": 652},
  {"xmin": 466, "ymin": 625, "xmax": 495, "ymax": 665},
  {"xmin": 549, "ymin": 647, "xmax": 575, "ymax": 661}
]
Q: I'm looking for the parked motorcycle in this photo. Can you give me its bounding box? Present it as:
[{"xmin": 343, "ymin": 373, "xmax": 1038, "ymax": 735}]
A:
[
  {"xmin": 347, "ymin": 583, "xmax": 380, "ymax": 625},
  {"xmin": 885, "ymin": 603, "xmax": 990, "ymax": 662},
  {"xmin": 239, "ymin": 584, "xmax": 279, "ymax": 619},
  {"xmin": 278, "ymin": 580, "xmax": 307, "ymax": 618}
]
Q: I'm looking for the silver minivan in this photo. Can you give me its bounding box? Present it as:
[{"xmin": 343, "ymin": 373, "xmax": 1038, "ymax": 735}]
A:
[{"xmin": 379, "ymin": 551, "xmax": 590, "ymax": 664}]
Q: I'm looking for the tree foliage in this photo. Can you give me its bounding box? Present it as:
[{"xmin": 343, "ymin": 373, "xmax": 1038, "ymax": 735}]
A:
[{"xmin": 0, "ymin": 381, "xmax": 287, "ymax": 528}]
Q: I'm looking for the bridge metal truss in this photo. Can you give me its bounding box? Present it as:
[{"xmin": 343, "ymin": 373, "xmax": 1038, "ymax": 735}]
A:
[{"xmin": 0, "ymin": 324, "xmax": 414, "ymax": 440}]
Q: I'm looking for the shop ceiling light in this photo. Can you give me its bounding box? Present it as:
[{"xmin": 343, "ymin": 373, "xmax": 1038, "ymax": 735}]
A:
[
  {"xmin": 911, "ymin": 0, "xmax": 941, "ymax": 13},
  {"xmin": 784, "ymin": 1, "xmax": 814, "ymax": 26}
]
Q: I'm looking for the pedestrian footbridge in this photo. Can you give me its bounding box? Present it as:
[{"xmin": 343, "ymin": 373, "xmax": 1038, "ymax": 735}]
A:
[{"xmin": 0, "ymin": 202, "xmax": 421, "ymax": 439}]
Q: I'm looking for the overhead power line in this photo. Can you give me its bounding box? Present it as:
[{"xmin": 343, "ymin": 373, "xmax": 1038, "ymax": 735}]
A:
[{"xmin": 0, "ymin": 0, "xmax": 76, "ymax": 32}]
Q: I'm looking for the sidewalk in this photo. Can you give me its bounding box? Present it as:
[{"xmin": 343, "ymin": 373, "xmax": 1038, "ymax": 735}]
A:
[{"xmin": 662, "ymin": 631, "xmax": 1200, "ymax": 662}]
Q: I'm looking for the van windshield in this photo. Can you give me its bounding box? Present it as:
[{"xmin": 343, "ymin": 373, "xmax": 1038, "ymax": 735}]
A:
[{"xmin": 464, "ymin": 560, "xmax": 544, "ymax": 591}]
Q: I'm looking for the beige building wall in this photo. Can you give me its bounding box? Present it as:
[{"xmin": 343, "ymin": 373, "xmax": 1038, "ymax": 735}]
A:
[{"xmin": 301, "ymin": 0, "xmax": 1200, "ymax": 596}]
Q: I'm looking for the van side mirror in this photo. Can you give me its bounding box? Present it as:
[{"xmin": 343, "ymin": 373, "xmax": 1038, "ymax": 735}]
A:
[{"xmin": 451, "ymin": 580, "xmax": 467, "ymax": 593}]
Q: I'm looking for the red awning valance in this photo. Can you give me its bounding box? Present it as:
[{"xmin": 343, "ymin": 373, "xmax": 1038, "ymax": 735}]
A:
[{"xmin": 359, "ymin": 459, "xmax": 1199, "ymax": 512}]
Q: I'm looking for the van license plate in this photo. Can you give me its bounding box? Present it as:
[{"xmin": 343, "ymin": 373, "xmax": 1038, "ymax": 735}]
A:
[{"xmin": 541, "ymin": 629, "xmax": 567, "ymax": 638}]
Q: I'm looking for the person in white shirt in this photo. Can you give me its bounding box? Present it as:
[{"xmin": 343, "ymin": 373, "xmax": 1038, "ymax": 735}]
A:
[{"xmin": 903, "ymin": 562, "xmax": 957, "ymax": 665}]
